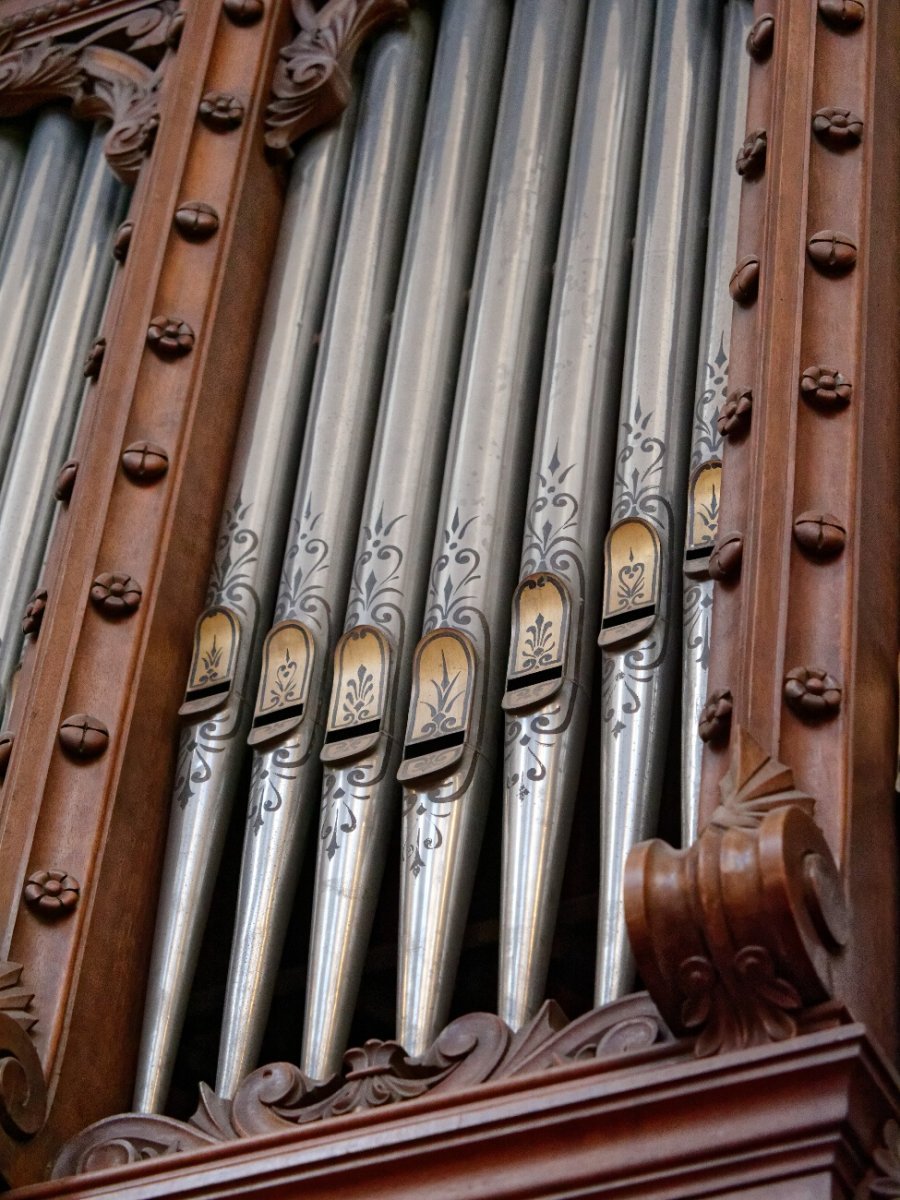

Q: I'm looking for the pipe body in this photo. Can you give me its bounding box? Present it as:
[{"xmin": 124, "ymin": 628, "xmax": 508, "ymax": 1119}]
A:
[
  {"xmin": 0, "ymin": 111, "xmax": 87, "ymax": 480},
  {"xmin": 0, "ymin": 123, "xmax": 27, "ymax": 248},
  {"xmin": 134, "ymin": 103, "xmax": 359, "ymax": 1113},
  {"xmin": 498, "ymin": 0, "xmax": 654, "ymax": 1031},
  {"xmin": 680, "ymin": 0, "xmax": 753, "ymax": 844},
  {"xmin": 595, "ymin": 0, "xmax": 721, "ymax": 1005},
  {"xmin": 301, "ymin": 0, "xmax": 510, "ymax": 1082},
  {"xmin": 216, "ymin": 15, "xmax": 434, "ymax": 1099},
  {"xmin": 396, "ymin": 0, "xmax": 586, "ymax": 1057},
  {"xmin": 0, "ymin": 127, "xmax": 127, "ymax": 708}
]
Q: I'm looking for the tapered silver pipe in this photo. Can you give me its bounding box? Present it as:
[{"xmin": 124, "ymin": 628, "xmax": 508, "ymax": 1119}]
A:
[
  {"xmin": 681, "ymin": 0, "xmax": 752, "ymax": 846},
  {"xmin": 498, "ymin": 0, "xmax": 654, "ymax": 1032},
  {"xmin": 0, "ymin": 127, "xmax": 126, "ymax": 709},
  {"xmin": 301, "ymin": 0, "xmax": 510, "ymax": 1083},
  {"xmin": 0, "ymin": 123, "xmax": 27, "ymax": 249},
  {"xmin": 215, "ymin": 15, "xmax": 435, "ymax": 1100},
  {"xmin": 0, "ymin": 111, "xmax": 87, "ymax": 479},
  {"xmin": 595, "ymin": 0, "xmax": 721, "ymax": 1006},
  {"xmin": 396, "ymin": 0, "xmax": 586, "ymax": 1058},
  {"xmin": 133, "ymin": 104, "xmax": 359, "ymax": 1114}
]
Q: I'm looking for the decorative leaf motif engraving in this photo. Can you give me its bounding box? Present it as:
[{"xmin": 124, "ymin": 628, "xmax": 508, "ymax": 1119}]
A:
[
  {"xmin": 247, "ymin": 743, "xmax": 301, "ymax": 835},
  {"xmin": 690, "ymin": 337, "xmax": 727, "ymax": 472},
  {"xmin": 276, "ymin": 494, "xmax": 331, "ymax": 638},
  {"xmin": 521, "ymin": 445, "xmax": 583, "ymax": 583},
  {"xmin": 423, "ymin": 508, "xmax": 481, "ymax": 634},
  {"xmin": 616, "ymin": 550, "xmax": 646, "ymax": 608},
  {"xmin": 270, "ymin": 648, "xmax": 301, "ymax": 708},
  {"xmin": 521, "ymin": 612, "xmax": 555, "ymax": 671}
]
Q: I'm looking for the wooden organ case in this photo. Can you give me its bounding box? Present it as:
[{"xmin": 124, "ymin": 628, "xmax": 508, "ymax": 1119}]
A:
[{"xmin": 0, "ymin": 1, "xmax": 897, "ymax": 1197}]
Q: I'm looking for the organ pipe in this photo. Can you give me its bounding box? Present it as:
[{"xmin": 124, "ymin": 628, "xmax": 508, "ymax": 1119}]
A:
[
  {"xmin": 498, "ymin": 0, "xmax": 654, "ymax": 1032},
  {"xmin": 680, "ymin": 0, "xmax": 753, "ymax": 844},
  {"xmin": 133, "ymin": 100, "xmax": 359, "ymax": 1113},
  {"xmin": 0, "ymin": 111, "xmax": 86, "ymax": 486},
  {"xmin": 215, "ymin": 14, "xmax": 434, "ymax": 1099},
  {"xmin": 301, "ymin": 0, "xmax": 510, "ymax": 1082},
  {"xmin": 0, "ymin": 123, "xmax": 26, "ymax": 248},
  {"xmin": 396, "ymin": 0, "xmax": 586, "ymax": 1058},
  {"xmin": 595, "ymin": 0, "xmax": 722, "ymax": 1006},
  {"xmin": 0, "ymin": 126, "xmax": 127, "ymax": 708}
]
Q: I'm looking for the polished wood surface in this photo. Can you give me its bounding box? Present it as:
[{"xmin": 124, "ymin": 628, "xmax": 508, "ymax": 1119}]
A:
[{"xmin": 0, "ymin": 0, "xmax": 897, "ymax": 1193}]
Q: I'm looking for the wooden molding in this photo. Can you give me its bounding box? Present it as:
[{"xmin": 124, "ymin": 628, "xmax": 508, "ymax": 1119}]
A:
[
  {"xmin": 51, "ymin": 994, "xmax": 671, "ymax": 1173},
  {"xmin": 4, "ymin": 1015, "xmax": 895, "ymax": 1199}
]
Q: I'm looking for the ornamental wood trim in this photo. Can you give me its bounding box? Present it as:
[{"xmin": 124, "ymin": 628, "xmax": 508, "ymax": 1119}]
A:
[
  {"xmin": 0, "ymin": 0, "xmax": 292, "ymax": 1184},
  {"xmin": 7, "ymin": 1019, "xmax": 899, "ymax": 1200}
]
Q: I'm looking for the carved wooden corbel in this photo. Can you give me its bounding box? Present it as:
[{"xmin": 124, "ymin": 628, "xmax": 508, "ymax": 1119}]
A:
[
  {"xmin": 264, "ymin": 0, "xmax": 411, "ymax": 155},
  {"xmin": 0, "ymin": 962, "xmax": 46, "ymax": 1147},
  {"xmin": 0, "ymin": 4, "xmax": 180, "ymax": 184},
  {"xmin": 625, "ymin": 727, "xmax": 848, "ymax": 1057},
  {"xmin": 52, "ymin": 993, "xmax": 671, "ymax": 1176}
]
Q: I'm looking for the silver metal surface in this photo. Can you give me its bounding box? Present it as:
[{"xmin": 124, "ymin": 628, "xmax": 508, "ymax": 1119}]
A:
[
  {"xmin": 216, "ymin": 15, "xmax": 435, "ymax": 1099},
  {"xmin": 595, "ymin": 0, "xmax": 722, "ymax": 1006},
  {"xmin": 0, "ymin": 126, "xmax": 126, "ymax": 710},
  {"xmin": 396, "ymin": 0, "xmax": 586, "ymax": 1058},
  {"xmin": 301, "ymin": 0, "xmax": 510, "ymax": 1082},
  {"xmin": 498, "ymin": 0, "xmax": 654, "ymax": 1031},
  {"xmin": 0, "ymin": 110, "xmax": 87, "ymax": 484},
  {"xmin": 133, "ymin": 103, "xmax": 359, "ymax": 1114},
  {"xmin": 680, "ymin": 0, "xmax": 752, "ymax": 846},
  {"xmin": 0, "ymin": 123, "xmax": 27, "ymax": 249}
]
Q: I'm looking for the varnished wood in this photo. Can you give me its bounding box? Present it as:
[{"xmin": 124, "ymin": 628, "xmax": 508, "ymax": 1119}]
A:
[
  {"xmin": 8, "ymin": 1014, "xmax": 900, "ymax": 1199},
  {"xmin": 0, "ymin": 0, "xmax": 291, "ymax": 1182}
]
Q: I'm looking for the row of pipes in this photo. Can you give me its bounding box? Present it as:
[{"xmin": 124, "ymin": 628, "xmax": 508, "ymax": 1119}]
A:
[
  {"xmin": 125, "ymin": 0, "xmax": 752, "ymax": 1111},
  {"xmin": 0, "ymin": 113, "xmax": 127, "ymax": 720}
]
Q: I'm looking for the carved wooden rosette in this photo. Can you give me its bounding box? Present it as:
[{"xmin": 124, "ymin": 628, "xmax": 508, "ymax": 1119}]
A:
[
  {"xmin": 264, "ymin": 0, "xmax": 411, "ymax": 154},
  {"xmin": 626, "ymin": 727, "xmax": 847, "ymax": 1056},
  {"xmin": 0, "ymin": 5, "xmax": 180, "ymax": 183},
  {"xmin": 52, "ymin": 994, "xmax": 672, "ymax": 1176}
]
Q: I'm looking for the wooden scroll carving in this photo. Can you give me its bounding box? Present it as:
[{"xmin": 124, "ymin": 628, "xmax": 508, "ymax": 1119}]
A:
[
  {"xmin": 0, "ymin": 962, "xmax": 46, "ymax": 1145},
  {"xmin": 52, "ymin": 994, "xmax": 671, "ymax": 1176},
  {"xmin": 0, "ymin": 4, "xmax": 180, "ymax": 183},
  {"xmin": 625, "ymin": 726, "xmax": 848, "ymax": 1058},
  {"xmin": 264, "ymin": 0, "xmax": 411, "ymax": 154}
]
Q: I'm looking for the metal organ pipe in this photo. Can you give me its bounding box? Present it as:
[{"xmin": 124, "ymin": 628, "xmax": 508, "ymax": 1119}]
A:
[
  {"xmin": 215, "ymin": 15, "xmax": 434, "ymax": 1099},
  {"xmin": 0, "ymin": 123, "xmax": 26, "ymax": 247},
  {"xmin": 133, "ymin": 101, "xmax": 359, "ymax": 1113},
  {"xmin": 680, "ymin": 0, "xmax": 753, "ymax": 845},
  {"xmin": 595, "ymin": 0, "xmax": 722, "ymax": 1006},
  {"xmin": 0, "ymin": 126, "xmax": 127, "ymax": 709},
  {"xmin": 497, "ymin": 0, "xmax": 654, "ymax": 1032},
  {"xmin": 301, "ymin": 0, "xmax": 510, "ymax": 1082},
  {"xmin": 396, "ymin": 0, "xmax": 586, "ymax": 1058},
  {"xmin": 0, "ymin": 110, "xmax": 86, "ymax": 484}
]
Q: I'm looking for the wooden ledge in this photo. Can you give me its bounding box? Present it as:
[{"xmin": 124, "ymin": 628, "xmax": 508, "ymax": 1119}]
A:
[{"xmin": 11, "ymin": 1015, "xmax": 900, "ymax": 1200}]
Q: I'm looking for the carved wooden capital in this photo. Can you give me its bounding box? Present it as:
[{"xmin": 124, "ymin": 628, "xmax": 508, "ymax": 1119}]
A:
[
  {"xmin": 53, "ymin": 994, "xmax": 671, "ymax": 1176},
  {"xmin": 0, "ymin": 963, "xmax": 46, "ymax": 1145},
  {"xmin": 264, "ymin": 0, "xmax": 411, "ymax": 155},
  {"xmin": 625, "ymin": 727, "xmax": 848, "ymax": 1057},
  {"xmin": 0, "ymin": 4, "xmax": 179, "ymax": 183}
]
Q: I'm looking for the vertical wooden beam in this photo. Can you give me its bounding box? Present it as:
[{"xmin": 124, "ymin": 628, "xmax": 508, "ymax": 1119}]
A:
[
  {"xmin": 699, "ymin": 0, "xmax": 899, "ymax": 1050},
  {"xmin": 0, "ymin": 0, "xmax": 291, "ymax": 1182}
]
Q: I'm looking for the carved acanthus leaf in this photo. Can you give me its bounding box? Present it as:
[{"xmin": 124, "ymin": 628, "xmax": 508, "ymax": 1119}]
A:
[
  {"xmin": 709, "ymin": 725, "xmax": 814, "ymax": 831},
  {"xmin": 625, "ymin": 726, "xmax": 846, "ymax": 1059},
  {"xmin": 53, "ymin": 994, "xmax": 671, "ymax": 1176},
  {"xmin": 0, "ymin": 6, "xmax": 177, "ymax": 184},
  {"xmin": 0, "ymin": 962, "xmax": 47, "ymax": 1142},
  {"xmin": 265, "ymin": 0, "xmax": 411, "ymax": 154}
]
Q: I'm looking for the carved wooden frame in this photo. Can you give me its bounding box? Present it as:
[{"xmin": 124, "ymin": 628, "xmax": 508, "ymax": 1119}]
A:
[{"xmin": 0, "ymin": 0, "xmax": 897, "ymax": 1193}]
